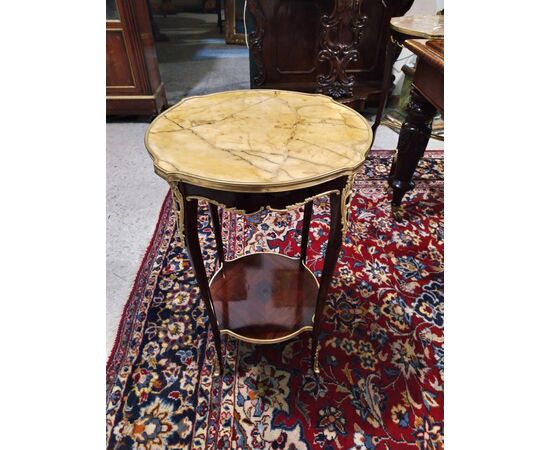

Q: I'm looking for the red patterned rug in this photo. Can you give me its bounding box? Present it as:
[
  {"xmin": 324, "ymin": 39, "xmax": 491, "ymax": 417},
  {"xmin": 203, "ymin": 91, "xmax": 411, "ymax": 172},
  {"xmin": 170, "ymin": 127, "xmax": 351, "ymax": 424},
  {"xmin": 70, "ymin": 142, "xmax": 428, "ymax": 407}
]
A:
[{"xmin": 107, "ymin": 150, "xmax": 444, "ymax": 450}]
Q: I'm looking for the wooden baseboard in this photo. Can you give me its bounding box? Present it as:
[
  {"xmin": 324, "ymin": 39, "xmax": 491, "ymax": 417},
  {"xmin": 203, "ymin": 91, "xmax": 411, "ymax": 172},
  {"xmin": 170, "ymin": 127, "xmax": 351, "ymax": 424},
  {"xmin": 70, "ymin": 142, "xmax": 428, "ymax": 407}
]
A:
[{"xmin": 107, "ymin": 83, "xmax": 167, "ymax": 116}]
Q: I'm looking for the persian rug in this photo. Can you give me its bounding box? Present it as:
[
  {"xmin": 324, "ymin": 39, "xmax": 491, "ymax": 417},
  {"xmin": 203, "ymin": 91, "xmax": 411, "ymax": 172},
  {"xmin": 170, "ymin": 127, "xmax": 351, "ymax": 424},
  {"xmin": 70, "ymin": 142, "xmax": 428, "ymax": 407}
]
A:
[{"xmin": 107, "ymin": 150, "xmax": 444, "ymax": 450}]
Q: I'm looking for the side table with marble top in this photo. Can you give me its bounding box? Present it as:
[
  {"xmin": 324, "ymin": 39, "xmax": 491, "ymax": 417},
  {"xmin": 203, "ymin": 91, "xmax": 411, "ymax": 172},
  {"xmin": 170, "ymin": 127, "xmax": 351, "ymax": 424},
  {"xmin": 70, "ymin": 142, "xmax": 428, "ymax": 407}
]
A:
[{"xmin": 145, "ymin": 89, "xmax": 374, "ymax": 375}]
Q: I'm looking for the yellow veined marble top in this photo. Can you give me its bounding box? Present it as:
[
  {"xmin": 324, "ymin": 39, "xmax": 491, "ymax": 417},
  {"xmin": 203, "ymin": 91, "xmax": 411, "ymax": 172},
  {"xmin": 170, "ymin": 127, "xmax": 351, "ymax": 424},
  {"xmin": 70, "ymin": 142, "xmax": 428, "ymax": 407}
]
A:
[
  {"xmin": 145, "ymin": 90, "xmax": 373, "ymax": 192},
  {"xmin": 390, "ymin": 15, "xmax": 444, "ymax": 39}
]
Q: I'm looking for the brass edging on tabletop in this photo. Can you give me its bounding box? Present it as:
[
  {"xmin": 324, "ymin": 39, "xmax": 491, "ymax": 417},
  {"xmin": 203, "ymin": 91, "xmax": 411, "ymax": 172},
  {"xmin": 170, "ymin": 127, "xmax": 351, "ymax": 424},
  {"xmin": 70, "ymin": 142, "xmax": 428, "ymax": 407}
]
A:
[
  {"xmin": 186, "ymin": 189, "xmax": 340, "ymax": 216},
  {"xmin": 144, "ymin": 89, "xmax": 373, "ymax": 194},
  {"xmin": 156, "ymin": 166, "xmax": 365, "ymax": 194},
  {"xmin": 208, "ymin": 252, "xmax": 320, "ymax": 345}
]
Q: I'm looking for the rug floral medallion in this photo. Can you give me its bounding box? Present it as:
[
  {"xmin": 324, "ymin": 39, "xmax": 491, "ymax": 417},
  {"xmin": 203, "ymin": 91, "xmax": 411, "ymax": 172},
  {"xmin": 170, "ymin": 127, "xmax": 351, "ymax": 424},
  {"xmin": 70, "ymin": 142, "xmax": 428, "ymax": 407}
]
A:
[{"xmin": 107, "ymin": 150, "xmax": 444, "ymax": 450}]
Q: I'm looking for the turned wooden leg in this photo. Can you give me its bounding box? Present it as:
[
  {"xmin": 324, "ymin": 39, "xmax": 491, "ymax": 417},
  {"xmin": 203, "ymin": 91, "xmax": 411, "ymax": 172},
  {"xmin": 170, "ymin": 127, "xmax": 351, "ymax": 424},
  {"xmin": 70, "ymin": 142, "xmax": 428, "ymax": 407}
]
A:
[
  {"xmin": 209, "ymin": 203, "xmax": 225, "ymax": 268},
  {"xmin": 389, "ymin": 87, "xmax": 437, "ymax": 208},
  {"xmin": 311, "ymin": 191, "xmax": 344, "ymax": 374},
  {"xmin": 182, "ymin": 194, "xmax": 224, "ymax": 376},
  {"xmin": 300, "ymin": 201, "xmax": 313, "ymax": 264}
]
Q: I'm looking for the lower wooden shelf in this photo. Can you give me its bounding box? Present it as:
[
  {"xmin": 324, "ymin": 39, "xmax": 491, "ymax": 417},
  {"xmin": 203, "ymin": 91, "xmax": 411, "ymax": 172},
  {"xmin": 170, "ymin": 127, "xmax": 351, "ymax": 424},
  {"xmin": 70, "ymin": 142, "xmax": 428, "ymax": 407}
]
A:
[{"xmin": 209, "ymin": 253, "xmax": 319, "ymax": 344}]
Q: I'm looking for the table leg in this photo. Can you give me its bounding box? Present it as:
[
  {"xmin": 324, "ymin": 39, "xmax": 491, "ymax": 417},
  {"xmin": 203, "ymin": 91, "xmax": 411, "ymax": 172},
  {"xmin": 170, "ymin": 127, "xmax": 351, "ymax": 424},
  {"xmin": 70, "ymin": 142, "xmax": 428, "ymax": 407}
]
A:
[
  {"xmin": 389, "ymin": 87, "xmax": 437, "ymax": 209},
  {"xmin": 217, "ymin": 0, "xmax": 223, "ymax": 33},
  {"xmin": 209, "ymin": 203, "xmax": 225, "ymax": 268},
  {"xmin": 373, "ymin": 34, "xmax": 397, "ymax": 133},
  {"xmin": 300, "ymin": 201, "xmax": 313, "ymax": 264},
  {"xmin": 183, "ymin": 196, "xmax": 224, "ymax": 376},
  {"xmin": 311, "ymin": 191, "xmax": 344, "ymax": 374}
]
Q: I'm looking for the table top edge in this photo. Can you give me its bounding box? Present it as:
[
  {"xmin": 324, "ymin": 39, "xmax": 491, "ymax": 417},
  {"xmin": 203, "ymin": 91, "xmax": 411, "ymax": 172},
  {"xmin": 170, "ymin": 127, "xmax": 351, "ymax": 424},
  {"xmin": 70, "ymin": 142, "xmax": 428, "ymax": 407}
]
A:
[
  {"xmin": 390, "ymin": 15, "xmax": 444, "ymax": 39},
  {"xmin": 145, "ymin": 89, "xmax": 373, "ymax": 192}
]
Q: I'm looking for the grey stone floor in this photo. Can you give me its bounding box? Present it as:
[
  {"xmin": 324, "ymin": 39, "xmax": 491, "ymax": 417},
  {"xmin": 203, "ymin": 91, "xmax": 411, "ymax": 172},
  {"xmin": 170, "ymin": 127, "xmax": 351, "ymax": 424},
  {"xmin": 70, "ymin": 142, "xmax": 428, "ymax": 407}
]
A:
[
  {"xmin": 106, "ymin": 122, "xmax": 166, "ymax": 354},
  {"xmin": 154, "ymin": 12, "xmax": 249, "ymax": 105},
  {"xmin": 106, "ymin": 12, "xmax": 443, "ymax": 355}
]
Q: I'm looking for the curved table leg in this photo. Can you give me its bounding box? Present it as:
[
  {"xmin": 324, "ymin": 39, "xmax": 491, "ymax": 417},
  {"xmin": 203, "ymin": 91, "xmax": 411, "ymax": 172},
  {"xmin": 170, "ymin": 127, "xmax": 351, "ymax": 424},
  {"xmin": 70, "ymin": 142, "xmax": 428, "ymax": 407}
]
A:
[
  {"xmin": 209, "ymin": 203, "xmax": 225, "ymax": 268},
  {"xmin": 389, "ymin": 87, "xmax": 437, "ymax": 211},
  {"xmin": 300, "ymin": 201, "xmax": 313, "ymax": 264},
  {"xmin": 183, "ymin": 196, "xmax": 224, "ymax": 376},
  {"xmin": 311, "ymin": 191, "xmax": 344, "ymax": 374}
]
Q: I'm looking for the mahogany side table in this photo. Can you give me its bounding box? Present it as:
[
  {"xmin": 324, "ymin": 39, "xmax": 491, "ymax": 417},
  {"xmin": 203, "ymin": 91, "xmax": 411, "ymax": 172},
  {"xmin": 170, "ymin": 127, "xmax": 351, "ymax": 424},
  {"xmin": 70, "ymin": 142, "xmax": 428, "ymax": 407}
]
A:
[
  {"xmin": 145, "ymin": 89, "xmax": 373, "ymax": 375},
  {"xmin": 372, "ymin": 14, "xmax": 444, "ymax": 131}
]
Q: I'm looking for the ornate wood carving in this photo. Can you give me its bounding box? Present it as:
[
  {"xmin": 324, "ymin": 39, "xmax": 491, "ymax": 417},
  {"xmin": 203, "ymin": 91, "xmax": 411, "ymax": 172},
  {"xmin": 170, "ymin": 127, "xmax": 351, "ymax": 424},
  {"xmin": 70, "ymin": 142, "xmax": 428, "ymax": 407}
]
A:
[
  {"xmin": 244, "ymin": 0, "xmax": 414, "ymax": 109},
  {"xmin": 317, "ymin": 0, "xmax": 368, "ymax": 98},
  {"xmin": 246, "ymin": 0, "xmax": 267, "ymax": 86}
]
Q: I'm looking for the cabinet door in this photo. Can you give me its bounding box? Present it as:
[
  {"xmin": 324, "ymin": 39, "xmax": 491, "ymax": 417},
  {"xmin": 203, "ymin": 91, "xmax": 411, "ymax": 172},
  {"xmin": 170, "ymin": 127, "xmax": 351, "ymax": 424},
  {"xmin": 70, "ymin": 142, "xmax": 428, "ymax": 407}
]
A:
[
  {"xmin": 106, "ymin": 0, "xmax": 145, "ymax": 96},
  {"xmin": 106, "ymin": 0, "xmax": 167, "ymax": 115}
]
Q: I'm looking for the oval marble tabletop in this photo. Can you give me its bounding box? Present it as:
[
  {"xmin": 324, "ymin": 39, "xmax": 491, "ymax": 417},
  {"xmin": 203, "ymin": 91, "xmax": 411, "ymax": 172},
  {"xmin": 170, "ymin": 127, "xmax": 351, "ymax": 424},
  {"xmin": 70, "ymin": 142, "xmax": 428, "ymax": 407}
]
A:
[
  {"xmin": 390, "ymin": 15, "xmax": 444, "ymax": 39},
  {"xmin": 145, "ymin": 90, "xmax": 373, "ymax": 192}
]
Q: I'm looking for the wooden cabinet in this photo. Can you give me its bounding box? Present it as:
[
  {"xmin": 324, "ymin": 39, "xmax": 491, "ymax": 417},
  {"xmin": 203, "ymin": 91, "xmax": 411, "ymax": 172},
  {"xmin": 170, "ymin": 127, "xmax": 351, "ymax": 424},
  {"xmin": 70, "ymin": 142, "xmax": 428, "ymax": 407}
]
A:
[
  {"xmin": 245, "ymin": 0, "xmax": 413, "ymax": 111},
  {"xmin": 106, "ymin": 0, "xmax": 167, "ymax": 116}
]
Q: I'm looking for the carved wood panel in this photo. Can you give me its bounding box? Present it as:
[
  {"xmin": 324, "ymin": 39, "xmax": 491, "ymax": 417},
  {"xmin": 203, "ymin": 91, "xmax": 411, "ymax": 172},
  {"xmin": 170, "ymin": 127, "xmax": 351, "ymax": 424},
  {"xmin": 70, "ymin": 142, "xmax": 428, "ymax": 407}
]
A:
[
  {"xmin": 317, "ymin": 0, "xmax": 367, "ymax": 98},
  {"xmin": 246, "ymin": 0, "xmax": 414, "ymax": 109}
]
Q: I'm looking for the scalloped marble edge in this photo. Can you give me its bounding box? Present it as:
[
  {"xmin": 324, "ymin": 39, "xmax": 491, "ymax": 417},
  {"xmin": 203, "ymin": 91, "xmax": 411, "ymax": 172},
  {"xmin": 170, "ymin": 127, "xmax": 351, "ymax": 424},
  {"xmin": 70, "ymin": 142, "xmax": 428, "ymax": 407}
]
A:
[{"xmin": 144, "ymin": 89, "xmax": 373, "ymax": 193}]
